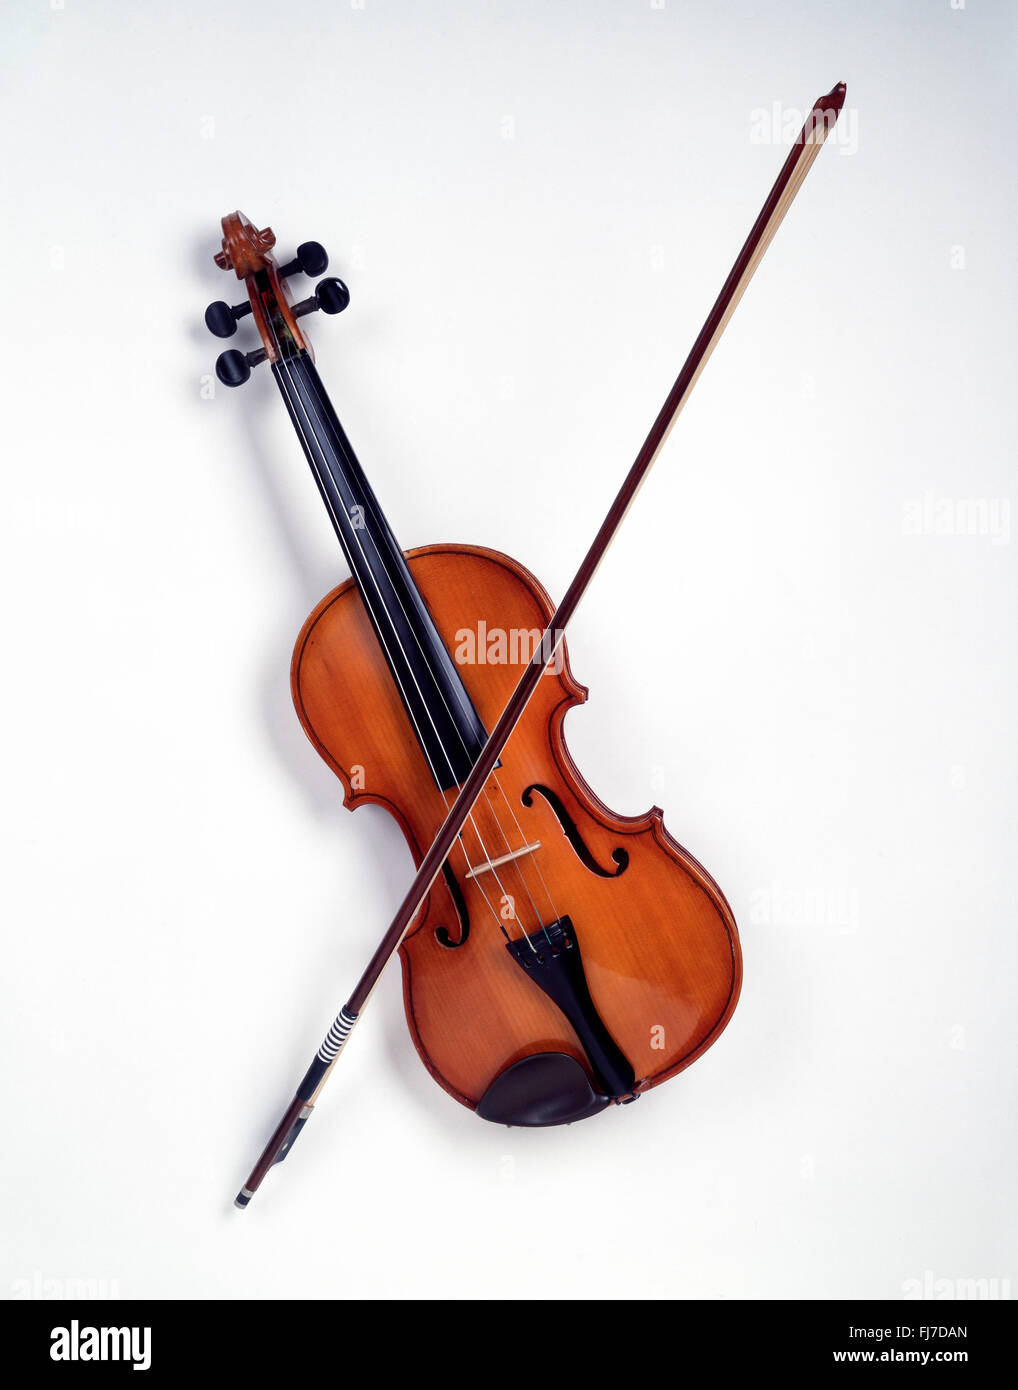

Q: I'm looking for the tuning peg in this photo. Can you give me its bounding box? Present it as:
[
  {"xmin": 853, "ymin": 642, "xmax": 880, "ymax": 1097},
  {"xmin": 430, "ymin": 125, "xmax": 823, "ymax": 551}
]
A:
[
  {"xmin": 292, "ymin": 277, "xmax": 351, "ymax": 321},
  {"xmin": 215, "ymin": 346, "xmax": 268, "ymax": 387},
  {"xmin": 279, "ymin": 241, "xmax": 329, "ymax": 278},
  {"xmin": 316, "ymin": 277, "xmax": 350, "ymax": 314},
  {"xmin": 205, "ymin": 299, "xmax": 252, "ymax": 338}
]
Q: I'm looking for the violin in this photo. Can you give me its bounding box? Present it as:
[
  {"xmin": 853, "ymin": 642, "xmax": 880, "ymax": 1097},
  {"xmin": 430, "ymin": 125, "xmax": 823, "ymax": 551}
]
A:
[{"xmin": 207, "ymin": 82, "xmax": 846, "ymax": 1206}]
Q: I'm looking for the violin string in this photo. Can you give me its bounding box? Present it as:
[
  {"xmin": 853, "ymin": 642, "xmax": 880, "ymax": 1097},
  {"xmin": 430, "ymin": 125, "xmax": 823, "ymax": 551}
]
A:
[
  {"xmin": 274, "ymin": 356, "xmax": 510, "ymax": 936},
  {"xmin": 292, "ymin": 354, "xmax": 555, "ymax": 943},
  {"xmin": 280, "ymin": 359, "xmax": 524, "ymax": 919},
  {"xmin": 256, "ymin": 274, "xmax": 550, "ymax": 948},
  {"xmin": 254, "ymin": 296, "xmax": 497, "ymax": 917},
  {"xmin": 295, "ymin": 354, "xmax": 560, "ymax": 932},
  {"xmin": 490, "ymin": 769, "xmax": 561, "ymax": 923},
  {"xmin": 270, "ymin": 320, "xmax": 536, "ymax": 945}
]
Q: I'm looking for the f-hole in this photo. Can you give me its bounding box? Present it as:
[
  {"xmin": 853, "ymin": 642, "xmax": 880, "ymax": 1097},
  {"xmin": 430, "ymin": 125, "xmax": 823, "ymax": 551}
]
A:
[
  {"xmin": 521, "ymin": 784, "xmax": 629, "ymax": 878},
  {"xmin": 435, "ymin": 861, "xmax": 470, "ymax": 948}
]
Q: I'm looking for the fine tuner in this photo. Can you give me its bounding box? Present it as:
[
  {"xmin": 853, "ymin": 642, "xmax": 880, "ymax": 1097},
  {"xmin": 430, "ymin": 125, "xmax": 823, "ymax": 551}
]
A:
[{"xmin": 204, "ymin": 232, "xmax": 349, "ymax": 386}]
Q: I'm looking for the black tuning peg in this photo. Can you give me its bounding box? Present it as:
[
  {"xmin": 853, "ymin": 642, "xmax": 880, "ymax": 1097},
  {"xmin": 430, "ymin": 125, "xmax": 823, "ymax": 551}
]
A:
[
  {"xmin": 205, "ymin": 299, "xmax": 252, "ymax": 339},
  {"xmin": 280, "ymin": 241, "xmax": 329, "ymax": 278},
  {"xmin": 215, "ymin": 347, "xmax": 267, "ymax": 388},
  {"xmin": 292, "ymin": 277, "xmax": 351, "ymax": 321}
]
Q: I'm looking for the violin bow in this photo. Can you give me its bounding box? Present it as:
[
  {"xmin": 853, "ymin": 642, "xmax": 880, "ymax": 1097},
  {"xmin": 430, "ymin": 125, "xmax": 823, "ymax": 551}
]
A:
[{"xmin": 235, "ymin": 80, "xmax": 846, "ymax": 1208}]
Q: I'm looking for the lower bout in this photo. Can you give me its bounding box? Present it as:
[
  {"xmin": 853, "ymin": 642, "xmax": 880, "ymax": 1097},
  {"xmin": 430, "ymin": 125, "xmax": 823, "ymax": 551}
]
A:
[{"xmin": 398, "ymin": 886, "xmax": 742, "ymax": 1114}]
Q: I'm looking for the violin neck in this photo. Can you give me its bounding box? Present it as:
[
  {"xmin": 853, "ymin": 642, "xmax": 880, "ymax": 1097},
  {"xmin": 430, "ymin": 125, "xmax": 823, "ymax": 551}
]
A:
[{"xmin": 271, "ymin": 350, "xmax": 487, "ymax": 791}]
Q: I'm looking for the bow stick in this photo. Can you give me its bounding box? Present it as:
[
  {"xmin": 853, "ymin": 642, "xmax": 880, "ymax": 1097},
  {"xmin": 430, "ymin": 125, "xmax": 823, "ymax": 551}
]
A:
[{"xmin": 235, "ymin": 80, "xmax": 846, "ymax": 1207}]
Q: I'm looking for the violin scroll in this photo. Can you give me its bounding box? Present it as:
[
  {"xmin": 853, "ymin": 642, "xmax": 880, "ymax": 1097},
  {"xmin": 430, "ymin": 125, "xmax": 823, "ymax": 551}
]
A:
[{"xmin": 213, "ymin": 210, "xmax": 277, "ymax": 277}]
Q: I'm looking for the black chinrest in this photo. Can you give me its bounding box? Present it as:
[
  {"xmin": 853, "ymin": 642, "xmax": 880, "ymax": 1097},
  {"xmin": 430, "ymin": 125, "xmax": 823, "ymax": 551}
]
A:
[{"xmin": 476, "ymin": 1051, "xmax": 611, "ymax": 1127}]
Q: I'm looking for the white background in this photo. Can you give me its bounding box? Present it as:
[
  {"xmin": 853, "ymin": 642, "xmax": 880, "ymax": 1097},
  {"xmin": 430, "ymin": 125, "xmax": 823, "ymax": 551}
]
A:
[{"xmin": 1, "ymin": 0, "xmax": 1014, "ymax": 1300}]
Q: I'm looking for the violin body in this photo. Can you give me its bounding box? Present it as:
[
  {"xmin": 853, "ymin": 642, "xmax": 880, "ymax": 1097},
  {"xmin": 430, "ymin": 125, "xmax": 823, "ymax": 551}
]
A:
[{"xmin": 293, "ymin": 541, "xmax": 742, "ymax": 1115}]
